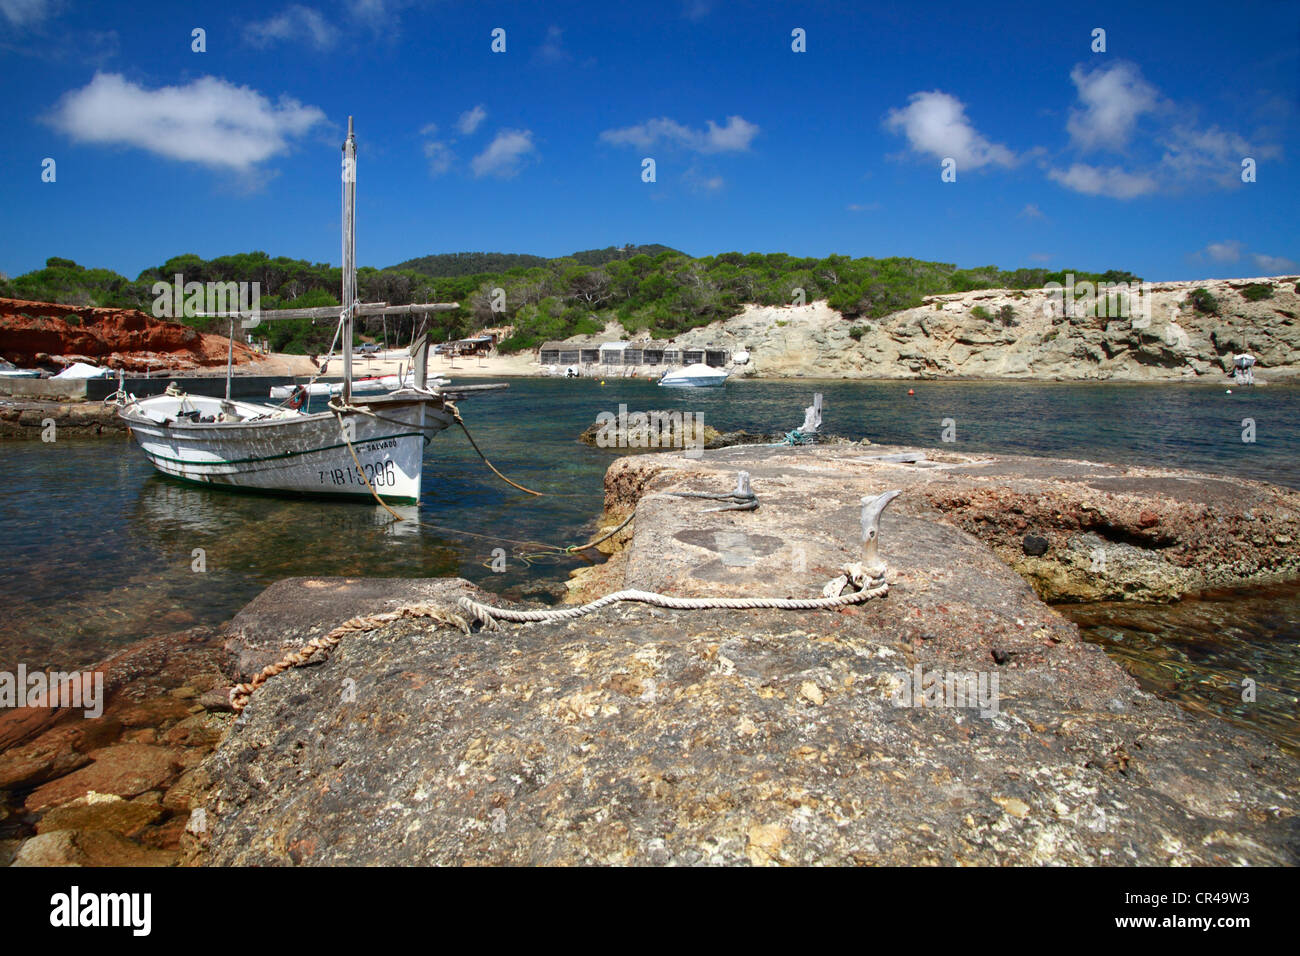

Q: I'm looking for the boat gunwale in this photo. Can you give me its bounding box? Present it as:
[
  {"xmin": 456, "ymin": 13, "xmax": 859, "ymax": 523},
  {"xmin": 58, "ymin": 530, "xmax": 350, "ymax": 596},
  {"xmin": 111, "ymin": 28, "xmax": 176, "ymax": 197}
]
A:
[{"xmin": 118, "ymin": 392, "xmax": 448, "ymax": 433}]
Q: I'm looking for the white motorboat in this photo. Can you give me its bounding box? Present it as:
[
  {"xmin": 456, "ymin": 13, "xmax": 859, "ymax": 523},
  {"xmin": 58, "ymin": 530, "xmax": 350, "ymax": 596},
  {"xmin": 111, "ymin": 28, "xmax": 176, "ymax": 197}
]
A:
[
  {"xmin": 352, "ymin": 371, "xmax": 450, "ymax": 393},
  {"xmin": 269, "ymin": 381, "xmax": 340, "ymax": 400},
  {"xmin": 118, "ymin": 117, "xmax": 469, "ymax": 505},
  {"xmin": 53, "ymin": 362, "xmax": 111, "ymax": 379},
  {"xmin": 657, "ymin": 363, "xmax": 729, "ymax": 387}
]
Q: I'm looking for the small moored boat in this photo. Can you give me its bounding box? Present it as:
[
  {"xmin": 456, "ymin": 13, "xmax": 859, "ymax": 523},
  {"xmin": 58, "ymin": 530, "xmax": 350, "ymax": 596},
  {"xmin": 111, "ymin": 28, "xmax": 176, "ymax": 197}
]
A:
[
  {"xmin": 118, "ymin": 117, "xmax": 486, "ymax": 505},
  {"xmin": 657, "ymin": 363, "xmax": 729, "ymax": 388}
]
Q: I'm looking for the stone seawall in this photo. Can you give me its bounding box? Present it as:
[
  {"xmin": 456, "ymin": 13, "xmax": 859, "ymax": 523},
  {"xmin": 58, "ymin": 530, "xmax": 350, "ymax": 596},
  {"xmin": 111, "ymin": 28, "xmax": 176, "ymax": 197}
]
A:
[{"xmin": 0, "ymin": 399, "xmax": 127, "ymax": 439}]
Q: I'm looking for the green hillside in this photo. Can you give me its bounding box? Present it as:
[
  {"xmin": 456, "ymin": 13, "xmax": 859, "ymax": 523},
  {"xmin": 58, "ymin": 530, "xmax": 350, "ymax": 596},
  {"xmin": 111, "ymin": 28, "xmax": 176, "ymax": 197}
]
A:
[{"xmin": 1, "ymin": 249, "xmax": 1140, "ymax": 356}]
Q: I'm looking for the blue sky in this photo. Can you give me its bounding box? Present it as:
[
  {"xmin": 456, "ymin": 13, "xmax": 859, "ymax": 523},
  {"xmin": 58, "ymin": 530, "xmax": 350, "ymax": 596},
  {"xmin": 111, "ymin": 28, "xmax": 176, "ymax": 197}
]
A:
[{"xmin": 1, "ymin": 0, "xmax": 1296, "ymax": 282}]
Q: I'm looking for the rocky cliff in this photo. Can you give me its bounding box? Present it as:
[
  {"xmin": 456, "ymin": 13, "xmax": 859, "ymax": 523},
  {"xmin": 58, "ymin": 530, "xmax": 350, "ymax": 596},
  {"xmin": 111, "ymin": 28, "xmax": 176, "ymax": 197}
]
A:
[
  {"xmin": 656, "ymin": 276, "xmax": 1300, "ymax": 381},
  {"xmin": 0, "ymin": 297, "xmax": 257, "ymax": 373}
]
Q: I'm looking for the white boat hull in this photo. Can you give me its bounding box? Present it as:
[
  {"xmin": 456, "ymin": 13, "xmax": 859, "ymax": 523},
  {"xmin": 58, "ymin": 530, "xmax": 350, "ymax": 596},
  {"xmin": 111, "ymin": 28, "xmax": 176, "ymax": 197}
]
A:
[
  {"xmin": 658, "ymin": 365, "xmax": 729, "ymax": 387},
  {"xmin": 352, "ymin": 373, "xmax": 450, "ymax": 393},
  {"xmin": 121, "ymin": 393, "xmax": 453, "ymax": 504},
  {"xmin": 269, "ymin": 382, "xmax": 339, "ymax": 399}
]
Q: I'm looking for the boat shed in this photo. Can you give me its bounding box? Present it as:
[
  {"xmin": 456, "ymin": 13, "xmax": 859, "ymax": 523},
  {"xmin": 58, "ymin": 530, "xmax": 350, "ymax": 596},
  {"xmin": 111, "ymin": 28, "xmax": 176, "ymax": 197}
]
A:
[
  {"xmin": 537, "ymin": 339, "xmax": 730, "ymax": 368},
  {"xmin": 539, "ymin": 341, "xmax": 581, "ymax": 365},
  {"xmin": 600, "ymin": 342, "xmax": 629, "ymax": 365}
]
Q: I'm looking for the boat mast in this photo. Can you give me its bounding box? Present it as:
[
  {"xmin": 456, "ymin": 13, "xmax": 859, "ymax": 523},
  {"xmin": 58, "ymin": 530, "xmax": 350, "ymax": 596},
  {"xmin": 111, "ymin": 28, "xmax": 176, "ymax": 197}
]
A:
[
  {"xmin": 225, "ymin": 318, "xmax": 235, "ymax": 401},
  {"xmin": 341, "ymin": 116, "xmax": 357, "ymax": 404}
]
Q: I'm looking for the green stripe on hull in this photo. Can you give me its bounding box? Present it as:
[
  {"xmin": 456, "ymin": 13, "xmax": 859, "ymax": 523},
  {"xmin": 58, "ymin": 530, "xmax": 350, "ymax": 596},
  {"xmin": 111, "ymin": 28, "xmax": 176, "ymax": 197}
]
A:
[
  {"xmin": 138, "ymin": 431, "xmax": 427, "ymax": 467},
  {"xmin": 152, "ymin": 470, "xmax": 419, "ymax": 505}
]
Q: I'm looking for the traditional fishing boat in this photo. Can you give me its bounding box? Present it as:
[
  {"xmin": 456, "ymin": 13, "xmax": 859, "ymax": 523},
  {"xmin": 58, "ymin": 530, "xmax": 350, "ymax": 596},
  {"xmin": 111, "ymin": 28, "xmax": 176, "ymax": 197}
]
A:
[{"xmin": 118, "ymin": 118, "xmax": 484, "ymax": 505}]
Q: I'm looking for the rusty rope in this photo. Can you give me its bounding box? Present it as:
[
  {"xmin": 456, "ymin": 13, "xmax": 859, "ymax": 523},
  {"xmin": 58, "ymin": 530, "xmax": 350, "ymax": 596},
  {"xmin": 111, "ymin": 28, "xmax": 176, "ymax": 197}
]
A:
[{"xmin": 229, "ymin": 602, "xmax": 470, "ymax": 713}]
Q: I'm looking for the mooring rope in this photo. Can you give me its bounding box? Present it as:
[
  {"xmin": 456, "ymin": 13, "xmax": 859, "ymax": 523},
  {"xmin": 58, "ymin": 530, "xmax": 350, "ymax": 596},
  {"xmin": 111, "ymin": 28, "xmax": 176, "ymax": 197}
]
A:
[
  {"xmin": 445, "ymin": 401, "xmax": 544, "ymax": 497},
  {"xmin": 773, "ymin": 429, "xmax": 815, "ymax": 446},
  {"xmin": 229, "ymin": 602, "xmax": 471, "ymax": 713},
  {"xmin": 329, "ymin": 398, "xmax": 625, "ymax": 568},
  {"xmin": 335, "ymin": 410, "xmax": 406, "ymax": 521},
  {"xmin": 567, "ymin": 511, "xmax": 634, "ymax": 552},
  {"xmin": 476, "ymin": 511, "xmax": 637, "ymax": 570},
  {"xmin": 327, "ymin": 397, "xmax": 544, "ymax": 499},
  {"xmin": 456, "ymin": 564, "xmax": 888, "ymax": 630},
  {"xmin": 230, "ymin": 565, "xmax": 887, "ymax": 710}
]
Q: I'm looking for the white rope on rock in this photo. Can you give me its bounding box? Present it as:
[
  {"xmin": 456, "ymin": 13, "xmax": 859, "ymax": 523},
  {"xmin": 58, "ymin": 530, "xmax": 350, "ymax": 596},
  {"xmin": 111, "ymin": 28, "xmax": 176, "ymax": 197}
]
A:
[{"xmin": 457, "ymin": 563, "xmax": 888, "ymax": 630}]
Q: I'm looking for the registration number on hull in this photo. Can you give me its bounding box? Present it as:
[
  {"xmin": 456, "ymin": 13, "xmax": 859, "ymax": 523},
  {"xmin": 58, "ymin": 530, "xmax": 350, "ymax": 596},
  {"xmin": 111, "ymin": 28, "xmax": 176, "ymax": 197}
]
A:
[{"xmin": 319, "ymin": 458, "xmax": 398, "ymax": 488}]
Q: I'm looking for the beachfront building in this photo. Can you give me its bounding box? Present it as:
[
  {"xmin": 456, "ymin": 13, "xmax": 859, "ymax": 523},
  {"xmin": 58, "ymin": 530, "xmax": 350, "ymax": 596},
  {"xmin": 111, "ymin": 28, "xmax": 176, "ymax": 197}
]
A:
[{"xmin": 538, "ymin": 339, "xmax": 731, "ymax": 375}]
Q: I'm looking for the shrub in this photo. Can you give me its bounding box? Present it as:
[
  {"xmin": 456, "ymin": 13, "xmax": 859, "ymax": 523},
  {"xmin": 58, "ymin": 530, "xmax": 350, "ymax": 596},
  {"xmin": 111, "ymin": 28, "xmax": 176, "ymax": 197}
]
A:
[
  {"xmin": 848, "ymin": 324, "xmax": 867, "ymax": 340},
  {"xmin": 970, "ymin": 305, "xmax": 992, "ymax": 321},
  {"xmin": 1240, "ymin": 283, "xmax": 1273, "ymax": 302},
  {"xmin": 1189, "ymin": 288, "xmax": 1220, "ymax": 315}
]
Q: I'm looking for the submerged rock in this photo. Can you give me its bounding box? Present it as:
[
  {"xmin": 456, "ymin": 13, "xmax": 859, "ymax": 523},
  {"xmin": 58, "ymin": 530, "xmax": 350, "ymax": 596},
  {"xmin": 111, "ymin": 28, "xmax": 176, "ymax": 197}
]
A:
[
  {"xmin": 11, "ymin": 828, "xmax": 177, "ymax": 867},
  {"xmin": 24, "ymin": 744, "xmax": 182, "ymax": 813}
]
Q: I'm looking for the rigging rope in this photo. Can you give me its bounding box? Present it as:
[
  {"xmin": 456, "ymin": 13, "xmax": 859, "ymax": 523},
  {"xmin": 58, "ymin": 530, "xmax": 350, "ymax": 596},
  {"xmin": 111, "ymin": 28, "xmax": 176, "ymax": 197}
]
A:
[{"xmin": 445, "ymin": 401, "xmax": 544, "ymax": 496}]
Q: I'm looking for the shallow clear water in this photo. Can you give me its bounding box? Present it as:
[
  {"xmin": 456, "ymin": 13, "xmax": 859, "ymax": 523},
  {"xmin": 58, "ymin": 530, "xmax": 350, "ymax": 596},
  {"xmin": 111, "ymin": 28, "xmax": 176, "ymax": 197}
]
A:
[
  {"xmin": 1064, "ymin": 582, "xmax": 1300, "ymax": 755},
  {"xmin": 1, "ymin": 379, "xmax": 1296, "ymax": 747}
]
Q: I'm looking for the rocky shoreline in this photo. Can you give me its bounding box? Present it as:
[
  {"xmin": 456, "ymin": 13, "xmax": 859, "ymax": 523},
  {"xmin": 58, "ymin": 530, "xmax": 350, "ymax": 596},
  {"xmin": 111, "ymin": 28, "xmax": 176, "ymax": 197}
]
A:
[
  {"xmin": 4, "ymin": 443, "xmax": 1297, "ymax": 866},
  {"xmin": 550, "ymin": 276, "xmax": 1300, "ymax": 383},
  {"xmin": 0, "ymin": 627, "xmax": 231, "ymax": 866}
]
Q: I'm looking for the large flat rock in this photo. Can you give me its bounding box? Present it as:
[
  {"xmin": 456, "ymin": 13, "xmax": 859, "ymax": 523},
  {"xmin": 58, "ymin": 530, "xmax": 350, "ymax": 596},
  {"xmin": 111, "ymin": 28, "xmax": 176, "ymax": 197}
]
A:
[{"xmin": 199, "ymin": 446, "xmax": 1299, "ymax": 865}]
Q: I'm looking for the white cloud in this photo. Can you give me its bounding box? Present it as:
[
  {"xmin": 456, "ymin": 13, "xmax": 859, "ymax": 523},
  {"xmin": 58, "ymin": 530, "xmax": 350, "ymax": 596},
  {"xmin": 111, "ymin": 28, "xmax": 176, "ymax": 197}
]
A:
[
  {"xmin": 1047, "ymin": 163, "xmax": 1157, "ymax": 199},
  {"xmin": 343, "ymin": 0, "xmax": 419, "ymax": 34},
  {"xmin": 346, "ymin": 0, "xmax": 392, "ymax": 22},
  {"xmin": 1050, "ymin": 62, "xmax": 1275, "ymax": 199},
  {"xmin": 0, "ymin": 0, "xmax": 55, "ymax": 27},
  {"xmin": 457, "ymin": 105, "xmax": 487, "ymax": 135},
  {"xmin": 847, "ymin": 202, "xmax": 880, "ymax": 212},
  {"xmin": 424, "ymin": 140, "xmax": 454, "ymax": 177},
  {"xmin": 1192, "ymin": 242, "xmax": 1295, "ymax": 274},
  {"xmin": 534, "ymin": 25, "xmax": 569, "ymax": 64},
  {"xmin": 244, "ymin": 6, "xmax": 338, "ymax": 50},
  {"xmin": 1159, "ymin": 125, "xmax": 1258, "ymax": 189},
  {"xmin": 1029, "ymin": 253, "xmax": 1053, "ymax": 263},
  {"xmin": 683, "ymin": 166, "xmax": 724, "ymax": 192},
  {"xmin": 1019, "ymin": 203, "xmax": 1045, "ymax": 220},
  {"xmin": 599, "ymin": 115, "xmax": 759, "ymax": 154},
  {"xmin": 1253, "ymin": 252, "xmax": 1297, "ymax": 274},
  {"xmin": 471, "ymin": 129, "xmax": 536, "ymax": 178},
  {"xmin": 1202, "ymin": 240, "xmax": 1244, "ymax": 263},
  {"xmin": 1066, "ymin": 62, "xmax": 1159, "ymax": 151},
  {"xmin": 45, "ymin": 72, "xmax": 326, "ymax": 170},
  {"xmin": 883, "ymin": 91, "xmax": 1016, "ymax": 170}
]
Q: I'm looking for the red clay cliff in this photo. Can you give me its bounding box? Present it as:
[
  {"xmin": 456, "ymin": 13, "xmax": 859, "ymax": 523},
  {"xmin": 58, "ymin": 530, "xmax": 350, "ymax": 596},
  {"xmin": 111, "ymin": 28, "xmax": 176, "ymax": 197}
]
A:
[{"xmin": 0, "ymin": 297, "xmax": 257, "ymax": 373}]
